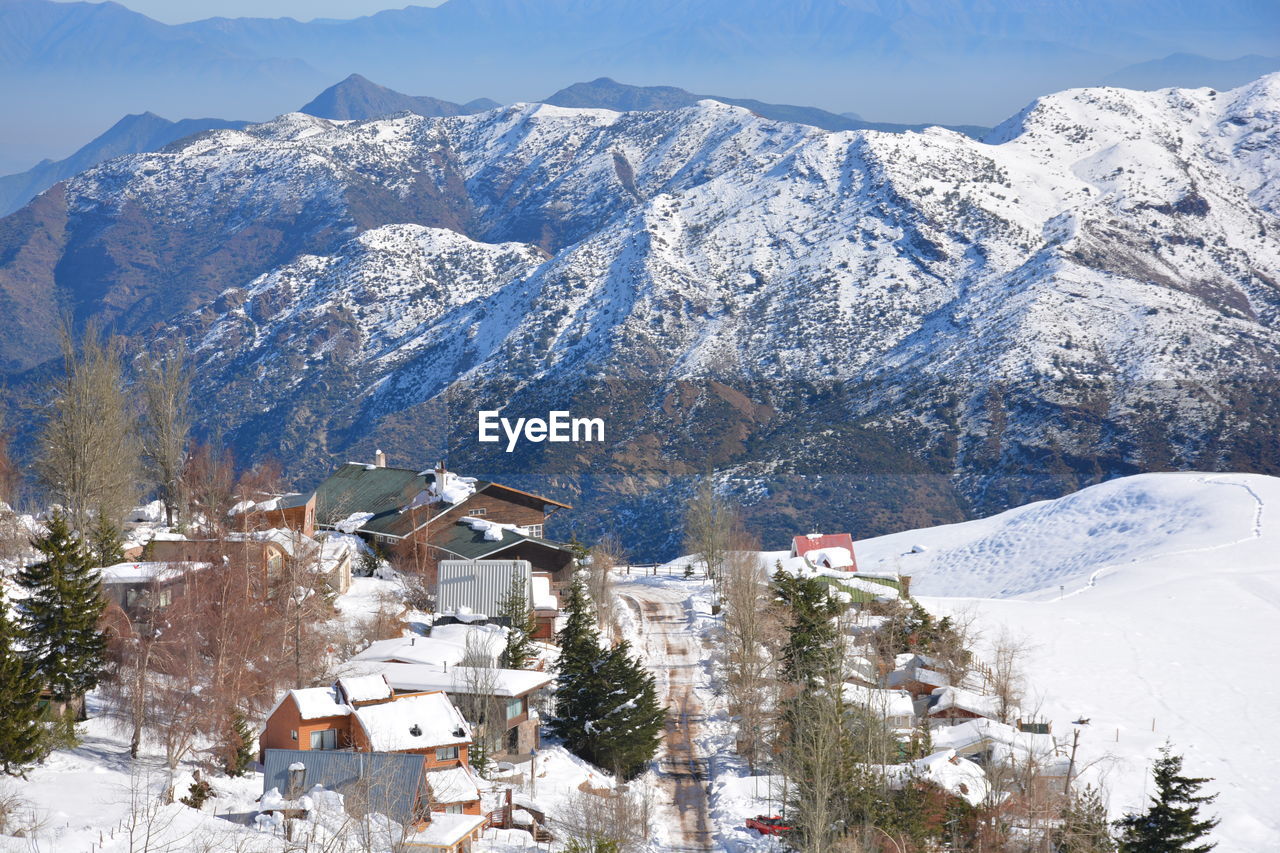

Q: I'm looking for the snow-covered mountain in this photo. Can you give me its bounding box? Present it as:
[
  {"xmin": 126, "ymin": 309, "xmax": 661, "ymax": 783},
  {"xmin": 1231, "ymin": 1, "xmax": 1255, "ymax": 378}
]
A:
[{"xmin": 2, "ymin": 75, "xmax": 1279, "ymax": 553}]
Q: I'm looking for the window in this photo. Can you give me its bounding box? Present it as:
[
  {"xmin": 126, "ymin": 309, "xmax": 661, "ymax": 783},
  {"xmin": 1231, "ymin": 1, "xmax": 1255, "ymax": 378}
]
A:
[
  {"xmin": 310, "ymin": 729, "xmax": 337, "ymax": 750},
  {"xmin": 505, "ymin": 697, "xmax": 524, "ymax": 721},
  {"xmin": 444, "ymin": 804, "xmax": 463, "ymax": 815},
  {"xmin": 525, "ymin": 524, "xmax": 543, "ymax": 538},
  {"xmin": 470, "ymin": 507, "xmax": 487, "ymax": 516},
  {"xmin": 435, "ymin": 746, "xmax": 459, "ymax": 762}
]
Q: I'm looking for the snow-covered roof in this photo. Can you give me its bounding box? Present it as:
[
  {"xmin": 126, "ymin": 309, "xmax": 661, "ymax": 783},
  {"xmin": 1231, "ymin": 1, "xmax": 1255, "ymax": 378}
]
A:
[
  {"xmin": 335, "ymin": 511, "xmax": 375, "ymax": 534},
  {"xmin": 335, "ymin": 674, "xmax": 393, "ymax": 705},
  {"xmin": 98, "ymin": 561, "xmax": 207, "ymax": 583},
  {"xmin": 348, "ymin": 661, "xmax": 553, "ymax": 698},
  {"xmin": 288, "ymin": 686, "xmax": 351, "ymax": 721},
  {"xmin": 352, "ymin": 624, "xmax": 506, "ymax": 668},
  {"xmin": 887, "ymin": 665, "xmax": 950, "ymax": 690},
  {"xmin": 228, "ymin": 527, "xmax": 312, "ymax": 558},
  {"xmin": 806, "ymin": 546, "xmax": 855, "ymax": 570},
  {"xmin": 530, "ymin": 575, "xmax": 557, "ymax": 610},
  {"xmin": 352, "ymin": 691, "xmax": 471, "ymax": 751},
  {"xmin": 927, "ymin": 686, "xmax": 1002, "ymax": 719},
  {"xmin": 842, "ymin": 683, "xmax": 916, "ymax": 722},
  {"xmin": 425, "ymin": 765, "xmax": 480, "ymax": 804},
  {"xmin": 403, "ymin": 812, "xmax": 486, "ymax": 847},
  {"xmin": 931, "ymin": 718, "xmax": 1060, "ymax": 766},
  {"xmin": 874, "ymin": 749, "xmax": 991, "ymax": 806}
]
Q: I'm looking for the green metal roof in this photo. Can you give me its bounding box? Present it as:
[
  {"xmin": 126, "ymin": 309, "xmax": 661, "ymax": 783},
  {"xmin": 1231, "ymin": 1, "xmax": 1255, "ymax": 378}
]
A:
[
  {"xmin": 313, "ymin": 462, "xmax": 570, "ymax": 540},
  {"xmin": 314, "ymin": 463, "xmax": 430, "ymax": 537},
  {"xmin": 432, "ymin": 521, "xmax": 574, "ymax": 561}
]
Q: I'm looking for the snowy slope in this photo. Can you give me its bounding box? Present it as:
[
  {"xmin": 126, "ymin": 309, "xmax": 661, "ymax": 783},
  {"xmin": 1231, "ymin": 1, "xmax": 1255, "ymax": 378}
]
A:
[
  {"xmin": 856, "ymin": 472, "xmax": 1267, "ymax": 598},
  {"xmin": 859, "ymin": 471, "xmax": 1280, "ymax": 850}
]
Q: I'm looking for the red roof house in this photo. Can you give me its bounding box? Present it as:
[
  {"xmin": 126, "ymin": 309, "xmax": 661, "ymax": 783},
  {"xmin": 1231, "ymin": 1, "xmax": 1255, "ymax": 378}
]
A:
[{"xmin": 790, "ymin": 533, "xmax": 858, "ymax": 571}]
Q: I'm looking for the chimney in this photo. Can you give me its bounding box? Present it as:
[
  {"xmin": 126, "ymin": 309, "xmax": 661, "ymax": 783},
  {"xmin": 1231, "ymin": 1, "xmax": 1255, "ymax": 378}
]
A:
[{"xmin": 374, "ymin": 449, "xmax": 386, "ymax": 467}]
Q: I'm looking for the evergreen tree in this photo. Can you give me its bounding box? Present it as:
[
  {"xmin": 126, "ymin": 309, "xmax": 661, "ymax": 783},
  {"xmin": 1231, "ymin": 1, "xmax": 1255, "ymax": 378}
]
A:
[
  {"xmin": 1056, "ymin": 785, "xmax": 1117, "ymax": 853},
  {"xmin": 498, "ymin": 572, "xmax": 537, "ymax": 670},
  {"xmin": 0, "ymin": 597, "xmax": 48, "ymax": 776},
  {"xmin": 549, "ymin": 578, "xmax": 602, "ymax": 756},
  {"xmin": 1115, "ymin": 744, "xmax": 1218, "ymax": 853},
  {"xmin": 87, "ymin": 512, "xmax": 125, "ymax": 567},
  {"xmin": 550, "ymin": 579, "xmax": 666, "ymax": 779},
  {"xmin": 225, "ymin": 712, "xmax": 257, "ymax": 777},
  {"xmin": 772, "ymin": 567, "xmax": 844, "ymax": 686},
  {"xmin": 17, "ymin": 511, "xmax": 107, "ymax": 702},
  {"xmin": 578, "ymin": 640, "xmax": 665, "ymax": 779}
]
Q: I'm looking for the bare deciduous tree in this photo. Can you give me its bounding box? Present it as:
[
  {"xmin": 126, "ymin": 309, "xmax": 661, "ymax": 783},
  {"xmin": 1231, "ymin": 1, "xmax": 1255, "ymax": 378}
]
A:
[
  {"xmin": 554, "ymin": 786, "xmax": 654, "ymax": 853},
  {"xmin": 683, "ymin": 476, "xmax": 734, "ymax": 596},
  {"xmin": 718, "ymin": 525, "xmax": 782, "ymax": 771},
  {"xmin": 139, "ymin": 345, "xmax": 192, "ymax": 528},
  {"xmin": 985, "ymin": 628, "xmax": 1031, "ymax": 725},
  {"xmin": 36, "ymin": 321, "xmax": 140, "ymax": 531},
  {"xmin": 183, "ymin": 442, "xmax": 236, "ymax": 535},
  {"xmin": 587, "ymin": 534, "xmax": 622, "ymax": 637}
]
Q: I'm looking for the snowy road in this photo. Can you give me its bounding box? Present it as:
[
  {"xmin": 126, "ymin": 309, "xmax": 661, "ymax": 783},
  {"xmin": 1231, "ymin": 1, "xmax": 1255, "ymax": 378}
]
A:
[{"xmin": 618, "ymin": 581, "xmax": 714, "ymax": 852}]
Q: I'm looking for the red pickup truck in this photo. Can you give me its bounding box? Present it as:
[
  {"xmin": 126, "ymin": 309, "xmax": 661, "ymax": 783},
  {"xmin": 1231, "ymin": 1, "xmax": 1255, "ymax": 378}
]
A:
[{"xmin": 746, "ymin": 815, "xmax": 794, "ymax": 836}]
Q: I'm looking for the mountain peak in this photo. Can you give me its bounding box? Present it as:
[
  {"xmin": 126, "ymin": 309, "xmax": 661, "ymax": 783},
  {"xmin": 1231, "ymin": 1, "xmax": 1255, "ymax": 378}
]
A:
[{"xmin": 299, "ymin": 74, "xmax": 492, "ymax": 121}]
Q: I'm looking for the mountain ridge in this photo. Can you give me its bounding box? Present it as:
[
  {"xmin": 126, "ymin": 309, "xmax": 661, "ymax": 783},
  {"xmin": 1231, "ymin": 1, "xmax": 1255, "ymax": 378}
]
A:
[{"xmin": 1, "ymin": 74, "xmax": 1278, "ymax": 554}]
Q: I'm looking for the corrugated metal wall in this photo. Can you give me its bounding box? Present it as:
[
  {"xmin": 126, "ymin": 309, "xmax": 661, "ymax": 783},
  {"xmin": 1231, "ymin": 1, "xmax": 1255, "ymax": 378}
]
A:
[{"xmin": 436, "ymin": 559, "xmax": 531, "ymax": 618}]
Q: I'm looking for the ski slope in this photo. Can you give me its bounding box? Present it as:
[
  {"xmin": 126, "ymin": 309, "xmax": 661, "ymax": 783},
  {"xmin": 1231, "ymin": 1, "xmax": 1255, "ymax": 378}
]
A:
[{"xmin": 856, "ymin": 472, "xmax": 1280, "ymax": 850}]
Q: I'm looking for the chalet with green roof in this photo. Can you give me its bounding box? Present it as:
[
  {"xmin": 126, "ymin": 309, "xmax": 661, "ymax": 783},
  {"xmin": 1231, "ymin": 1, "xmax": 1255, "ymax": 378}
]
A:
[{"xmin": 312, "ymin": 456, "xmax": 576, "ymax": 589}]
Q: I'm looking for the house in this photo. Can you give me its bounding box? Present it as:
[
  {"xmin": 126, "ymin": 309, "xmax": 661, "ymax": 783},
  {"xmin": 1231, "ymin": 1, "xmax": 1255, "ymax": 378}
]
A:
[
  {"xmin": 260, "ymin": 749, "xmax": 487, "ymax": 852},
  {"xmin": 311, "ymin": 459, "xmax": 576, "ymax": 588},
  {"xmin": 351, "ymin": 625, "xmax": 509, "ymax": 669},
  {"xmin": 231, "ymin": 492, "xmax": 317, "ymax": 538},
  {"xmin": 791, "ymin": 532, "xmax": 858, "ymax": 571},
  {"xmin": 345, "ymin": 659, "xmax": 554, "ymax": 756},
  {"xmin": 871, "ymin": 748, "xmax": 992, "ymax": 807},
  {"xmin": 842, "ymin": 683, "xmax": 917, "ymax": 730},
  {"xmin": 930, "ymin": 718, "xmax": 1060, "ymax": 768},
  {"xmin": 920, "ymin": 686, "xmax": 1003, "ymax": 726},
  {"xmin": 435, "ymin": 559, "xmax": 560, "ymax": 639},
  {"xmin": 260, "ymin": 675, "xmax": 481, "ymax": 816},
  {"xmin": 98, "ymin": 561, "xmax": 207, "ymax": 620},
  {"xmin": 887, "ymin": 665, "xmax": 950, "ymax": 698},
  {"xmin": 147, "ymin": 528, "xmax": 353, "ymax": 595}
]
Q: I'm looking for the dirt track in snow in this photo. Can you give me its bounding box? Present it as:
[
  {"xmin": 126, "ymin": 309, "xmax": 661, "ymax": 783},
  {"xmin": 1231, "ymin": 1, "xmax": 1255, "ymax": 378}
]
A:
[{"xmin": 619, "ymin": 584, "xmax": 714, "ymax": 852}]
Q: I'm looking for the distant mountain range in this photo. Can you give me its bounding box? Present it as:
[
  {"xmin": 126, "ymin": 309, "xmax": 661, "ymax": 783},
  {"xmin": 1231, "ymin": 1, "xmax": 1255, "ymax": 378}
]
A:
[
  {"xmin": 0, "ymin": 73, "xmax": 990, "ymax": 216},
  {"xmin": 2, "ymin": 73, "xmax": 1277, "ymax": 554},
  {"xmin": 1103, "ymin": 53, "xmax": 1280, "ymax": 91},
  {"xmin": 542, "ymin": 78, "xmax": 990, "ymax": 138},
  {"xmin": 0, "ymin": 112, "xmax": 248, "ymax": 216},
  {"xmin": 3, "ymin": 0, "xmax": 1279, "ymax": 173}
]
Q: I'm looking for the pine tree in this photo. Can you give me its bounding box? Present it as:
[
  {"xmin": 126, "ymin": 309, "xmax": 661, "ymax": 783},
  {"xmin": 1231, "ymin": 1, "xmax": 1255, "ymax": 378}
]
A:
[
  {"xmin": 549, "ymin": 578, "xmax": 602, "ymax": 753},
  {"xmin": 498, "ymin": 572, "xmax": 537, "ymax": 670},
  {"xmin": 579, "ymin": 640, "xmax": 665, "ymax": 779},
  {"xmin": 87, "ymin": 512, "xmax": 125, "ymax": 567},
  {"xmin": 17, "ymin": 511, "xmax": 107, "ymax": 703},
  {"xmin": 225, "ymin": 712, "xmax": 257, "ymax": 777},
  {"xmin": 0, "ymin": 597, "xmax": 48, "ymax": 776},
  {"xmin": 550, "ymin": 579, "xmax": 666, "ymax": 779},
  {"xmin": 1056, "ymin": 784, "xmax": 1116, "ymax": 853},
  {"xmin": 773, "ymin": 567, "xmax": 844, "ymax": 686},
  {"xmin": 1115, "ymin": 744, "xmax": 1218, "ymax": 853}
]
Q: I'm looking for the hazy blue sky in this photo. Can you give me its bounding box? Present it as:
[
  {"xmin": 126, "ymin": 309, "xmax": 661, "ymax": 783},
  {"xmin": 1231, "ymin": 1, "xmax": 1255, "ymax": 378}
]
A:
[{"xmin": 88, "ymin": 0, "xmax": 444, "ymax": 23}]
